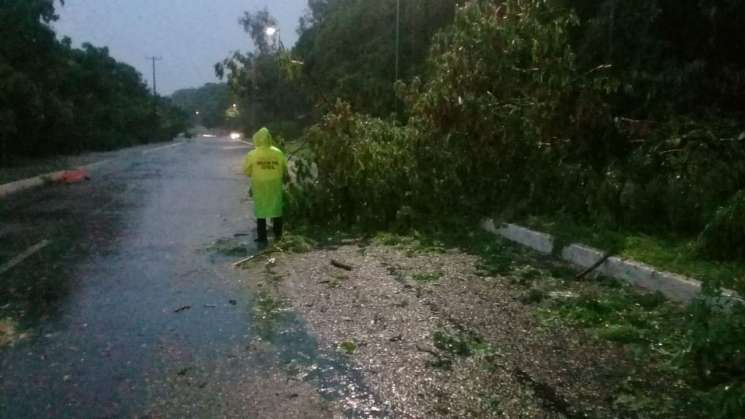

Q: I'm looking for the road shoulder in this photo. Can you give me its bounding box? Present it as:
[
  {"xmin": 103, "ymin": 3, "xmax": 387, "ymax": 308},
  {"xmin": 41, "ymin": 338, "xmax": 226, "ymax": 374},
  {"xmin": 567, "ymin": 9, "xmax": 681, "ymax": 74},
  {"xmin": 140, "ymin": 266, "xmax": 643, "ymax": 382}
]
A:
[{"xmin": 237, "ymin": 238, "xmax": 664, "ymax": 418}]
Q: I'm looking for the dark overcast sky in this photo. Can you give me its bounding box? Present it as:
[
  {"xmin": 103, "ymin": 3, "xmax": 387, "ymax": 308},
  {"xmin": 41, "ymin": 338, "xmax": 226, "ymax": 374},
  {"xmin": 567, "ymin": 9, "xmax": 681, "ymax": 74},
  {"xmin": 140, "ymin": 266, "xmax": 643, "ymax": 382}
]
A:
[{"xmin": 53, "ymin": 0, "xmax": 307, "ymax": 95}]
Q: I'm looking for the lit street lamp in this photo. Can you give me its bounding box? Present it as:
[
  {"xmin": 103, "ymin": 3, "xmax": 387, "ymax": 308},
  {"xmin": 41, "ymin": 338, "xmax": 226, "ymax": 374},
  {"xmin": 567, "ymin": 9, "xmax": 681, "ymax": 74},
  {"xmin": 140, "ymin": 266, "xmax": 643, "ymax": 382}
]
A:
[{"xmin": 264, "ymin": 26, "xmax": 283, "ymax": 50}]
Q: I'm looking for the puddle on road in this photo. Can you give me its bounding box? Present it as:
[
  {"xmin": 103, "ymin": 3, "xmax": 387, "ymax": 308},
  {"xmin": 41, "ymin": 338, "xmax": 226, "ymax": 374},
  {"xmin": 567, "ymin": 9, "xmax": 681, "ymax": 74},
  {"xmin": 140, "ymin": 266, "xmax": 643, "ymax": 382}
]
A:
[
  {"xmin": 208, "ymin": 244, "xmax": 391, "ymax": 417},
  {"xmin": 247, "ymin": 293, "xmax": 390, "ymax": 417},
  {"xmin": 206, "ymin": 237, "xmax": 252, "ymax": 258}
]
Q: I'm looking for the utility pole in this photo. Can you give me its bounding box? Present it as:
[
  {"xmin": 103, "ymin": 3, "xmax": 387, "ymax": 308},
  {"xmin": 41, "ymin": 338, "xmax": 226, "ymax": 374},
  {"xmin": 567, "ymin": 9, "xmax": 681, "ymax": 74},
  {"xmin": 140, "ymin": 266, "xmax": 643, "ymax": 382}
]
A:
[
  {"xmin": 146, "ymin": 56, "xmax": 163, "ymax": 97},
  {"xmin": 395, "ymin": 0, "xmax": 400, "ymax": 82},
  {"xmin": 393, "ymin": 0, "xmax": 401, "ymax": 114},
  {"xmin": 146, "ymin": 56, "xmax": 162, "ymax": 120}
]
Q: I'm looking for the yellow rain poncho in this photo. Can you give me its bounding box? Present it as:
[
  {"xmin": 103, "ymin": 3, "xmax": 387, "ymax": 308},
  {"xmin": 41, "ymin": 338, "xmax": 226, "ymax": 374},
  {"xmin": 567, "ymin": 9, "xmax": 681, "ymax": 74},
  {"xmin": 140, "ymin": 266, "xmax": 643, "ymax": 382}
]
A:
[{"xmin": 243, "ymin": 128, "xmax": 287, "ymax": 219}]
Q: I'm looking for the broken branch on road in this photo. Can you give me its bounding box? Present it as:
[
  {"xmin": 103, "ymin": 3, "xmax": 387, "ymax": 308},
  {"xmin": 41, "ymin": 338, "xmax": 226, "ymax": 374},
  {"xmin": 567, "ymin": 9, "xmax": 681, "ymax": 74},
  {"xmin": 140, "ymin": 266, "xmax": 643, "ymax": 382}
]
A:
[
  {"xmin": 330, "ymin": 259, "xmax": 354, "ymax": 271},
  {"xmin": 232, "ymin": 255, "xmax": 258, "ymax": 268}
]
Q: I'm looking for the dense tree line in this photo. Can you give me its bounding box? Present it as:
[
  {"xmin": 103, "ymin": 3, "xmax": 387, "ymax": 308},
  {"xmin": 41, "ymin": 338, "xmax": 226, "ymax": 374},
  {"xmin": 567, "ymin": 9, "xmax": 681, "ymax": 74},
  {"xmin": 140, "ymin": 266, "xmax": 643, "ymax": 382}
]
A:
[
  {"xmin": 287, "ymin": 0, "xmax": 745, "ymax": 253},
  {"xmin": 171, "ymin": 83, "xmax": 231, "ymax": 129},
  {"xmin": 0, "ymin": 0, "xmax": 188, "ymax": 166},
  {"xmin": 217, "ymin": 1, "xmax": 460, "ymax": 138},
  {"xmin": 293, "ymin": 0, "xmax": 461, "ymax": 116},
  {"xmin": 215, "ymin": 8, "xmax": 314, "ymax": 140}
]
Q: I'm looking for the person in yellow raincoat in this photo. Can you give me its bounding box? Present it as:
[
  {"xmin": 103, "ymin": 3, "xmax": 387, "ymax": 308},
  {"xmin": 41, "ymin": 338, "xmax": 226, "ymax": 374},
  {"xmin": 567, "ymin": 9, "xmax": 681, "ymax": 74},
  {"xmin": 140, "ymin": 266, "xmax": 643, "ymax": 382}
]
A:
[{"xmin": 243, "ymin": 127, "xmax": 288, "ymax": 243}]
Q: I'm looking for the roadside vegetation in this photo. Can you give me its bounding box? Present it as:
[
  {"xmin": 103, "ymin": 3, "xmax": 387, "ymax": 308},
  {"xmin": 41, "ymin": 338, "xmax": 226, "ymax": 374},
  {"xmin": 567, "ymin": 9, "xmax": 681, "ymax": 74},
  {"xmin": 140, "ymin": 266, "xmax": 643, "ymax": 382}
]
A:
[
  {"xmin": 282, "ymin": 0, "xmax": 745, "ymax": 264},
  {"xmin": 218, "ymin": 0, "xmax": 745, "ymax": 416},
  {"xmin": 0, "ymin": 0, "xmax": 188, "ymax": 168}
]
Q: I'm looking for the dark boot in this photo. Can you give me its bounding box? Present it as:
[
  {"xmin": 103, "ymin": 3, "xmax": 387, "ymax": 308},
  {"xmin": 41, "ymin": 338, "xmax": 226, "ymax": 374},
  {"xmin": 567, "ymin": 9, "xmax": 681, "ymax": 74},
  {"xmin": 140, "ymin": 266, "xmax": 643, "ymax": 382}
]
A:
[
  {"xmin": 255, "ymin": 219, "xmax": 268, "ymax": 243},
  {"xmin": 272, "ymin": 217, "xmax": 283, "ymax": 239}
]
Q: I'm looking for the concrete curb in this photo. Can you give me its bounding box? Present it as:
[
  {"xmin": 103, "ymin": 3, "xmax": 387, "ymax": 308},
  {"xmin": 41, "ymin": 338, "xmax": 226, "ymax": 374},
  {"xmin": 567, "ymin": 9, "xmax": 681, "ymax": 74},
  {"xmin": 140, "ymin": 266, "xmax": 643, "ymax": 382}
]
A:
[
  {"xmin": 0, "ymin": 171, "xmax": 66, "ymax": 199},
  {"xmin": 482, "ymin": 220, "xmax": 554, "ymax": 255},
  {"xmin": 481, "ymin": 218, "xmax": 740, "ymax": 304},
  {"xmin": 0, "ymin": 142, "xmax": 184, "ymax": 199}
]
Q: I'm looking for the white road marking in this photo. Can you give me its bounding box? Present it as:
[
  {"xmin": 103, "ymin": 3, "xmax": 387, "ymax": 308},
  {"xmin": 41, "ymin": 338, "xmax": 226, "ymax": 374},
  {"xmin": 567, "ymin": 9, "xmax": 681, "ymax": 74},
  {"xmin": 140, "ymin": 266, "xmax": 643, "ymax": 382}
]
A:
[
  {"xmin": 142, "ymin": 142, "xmax": 184, "ymax": 154},
  {"xmin": 0, "ymin": 240, "xmax": 52, "ymax": 276}
]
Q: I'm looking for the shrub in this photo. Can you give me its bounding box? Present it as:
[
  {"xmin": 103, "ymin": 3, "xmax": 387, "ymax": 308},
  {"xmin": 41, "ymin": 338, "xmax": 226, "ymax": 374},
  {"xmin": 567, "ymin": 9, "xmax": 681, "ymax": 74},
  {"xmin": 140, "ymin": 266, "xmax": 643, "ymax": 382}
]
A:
[
  {"xmin": 698, "ymin": 191, "xmax": 745, "ymax": 261},
  {"xmin": 289, "ymin": 0, "xmax": 745, "ymax": 261},
  {"xmin": 408, "ymin": 0, "xmax": 592, "ymax": 211},
  {"xmin": 287, "ymin": 100, "xmax": 416, "ymax": 228},
  {"xmin": 685, "ymin": 296, "xmax": 745, "ymax": 417}
]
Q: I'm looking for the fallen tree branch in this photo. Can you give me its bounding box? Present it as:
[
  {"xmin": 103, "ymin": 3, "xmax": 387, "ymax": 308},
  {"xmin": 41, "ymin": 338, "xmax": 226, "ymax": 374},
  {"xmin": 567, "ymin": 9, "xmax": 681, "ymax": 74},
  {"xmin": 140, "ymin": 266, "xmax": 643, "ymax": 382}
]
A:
[
  {"xmin": 415, "ymin": 344, "xmax": 440, "ymax": 357},
  {"xmin": 513, "ymin": 368, "xmax": 575, "ymax": 417},
  {"xmin": 575, "ymin": 253, "xmax": 612, "ymax": 280},
  {"xmin": 330, "ymin": 259, "xmax": 354, "ymax": 271},
  {"xmin": 232, "ymin": 255, "xmax": 258, "ymax": 268}
]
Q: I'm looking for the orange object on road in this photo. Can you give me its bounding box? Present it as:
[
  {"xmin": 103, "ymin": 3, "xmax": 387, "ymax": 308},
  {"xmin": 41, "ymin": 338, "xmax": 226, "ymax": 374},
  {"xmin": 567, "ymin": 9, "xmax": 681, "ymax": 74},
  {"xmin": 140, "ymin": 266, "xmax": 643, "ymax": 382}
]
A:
[{"xmin": 60, "ymin": 169, "xmax": 90, "ymax": 184}]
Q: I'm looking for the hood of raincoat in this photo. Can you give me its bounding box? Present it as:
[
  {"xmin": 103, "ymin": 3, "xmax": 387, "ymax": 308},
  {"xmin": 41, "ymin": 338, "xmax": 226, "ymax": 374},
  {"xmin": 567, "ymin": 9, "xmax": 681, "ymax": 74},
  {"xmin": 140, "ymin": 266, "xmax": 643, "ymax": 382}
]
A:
[{"xmin": 253, "ymin": 127, "xmax": 273, "ymax": 148}]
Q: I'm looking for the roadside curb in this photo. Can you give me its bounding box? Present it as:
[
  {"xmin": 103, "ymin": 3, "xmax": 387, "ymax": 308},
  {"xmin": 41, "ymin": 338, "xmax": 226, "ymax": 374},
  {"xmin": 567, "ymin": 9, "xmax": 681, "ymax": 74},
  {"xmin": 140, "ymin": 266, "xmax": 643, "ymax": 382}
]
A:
[
  {"xmin": 481, "ymin": 218, "xmax": 740, "ymax": 304},
  {"xmin": 0, "ymin": 142, "xmax": 183, "ymax": 199},
  {"xmin": 0, "ymin": 171, "xmax": 66, "ymax": 199}
]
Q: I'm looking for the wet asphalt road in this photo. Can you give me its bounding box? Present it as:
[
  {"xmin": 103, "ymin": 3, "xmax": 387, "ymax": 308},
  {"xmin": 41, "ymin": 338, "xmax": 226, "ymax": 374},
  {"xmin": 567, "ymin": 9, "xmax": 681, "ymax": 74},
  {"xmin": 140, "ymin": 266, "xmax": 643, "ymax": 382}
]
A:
[{"xmin": 0, "ymin": 138, "xmax": 324, "ymax": 418}]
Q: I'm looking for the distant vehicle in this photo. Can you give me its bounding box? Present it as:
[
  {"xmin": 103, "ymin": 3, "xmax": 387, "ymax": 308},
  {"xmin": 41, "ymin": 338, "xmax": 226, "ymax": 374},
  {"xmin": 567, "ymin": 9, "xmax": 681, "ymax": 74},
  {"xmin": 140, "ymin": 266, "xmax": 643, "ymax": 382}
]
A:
[
  {"xmin": 201, "ymin": 134, "xmax": 217, "ymax": 138},
  {"xmin": 229, "ymin": 132, "xmax": 242, "ymax": 141}
]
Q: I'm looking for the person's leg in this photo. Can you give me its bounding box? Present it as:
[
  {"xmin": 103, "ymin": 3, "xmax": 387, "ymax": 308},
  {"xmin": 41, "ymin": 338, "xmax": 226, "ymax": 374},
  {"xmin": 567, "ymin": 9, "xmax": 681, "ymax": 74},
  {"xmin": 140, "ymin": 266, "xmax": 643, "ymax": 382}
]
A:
[
  {"xmin": 256, "ymin": 218, "xmax": 267, "ymax": 242},
  {"xmin": 272, "ymin": 217, "xmax": 283, "ymax": 239}
]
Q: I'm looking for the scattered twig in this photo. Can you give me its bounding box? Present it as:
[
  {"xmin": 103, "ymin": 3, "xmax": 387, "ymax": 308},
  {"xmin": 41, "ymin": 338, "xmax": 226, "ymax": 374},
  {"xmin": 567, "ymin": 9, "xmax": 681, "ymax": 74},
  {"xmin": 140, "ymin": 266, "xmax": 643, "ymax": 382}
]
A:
[
  {"xmin": 174, "ymin": 305, "xmax": 192, "ymax": 313},
  {"xmin": 0, "ymin": 240, "xmax": 51, "ymax": 276},
  {"xmin": 415, "ymin": 344, "xmax": 440, "ymax": 357},
  {"xmin": 232, "ymin": 255, "xmax": 257, "ymax": 268},
  {"xmin": 513, "ymin": 368, "xmax": 576, "ymax": 418},
  {"xmin": 658, "ymin": 148, "xmax": 684, "ymax": 156},
  {"xmin": 331, "ymin": 259, "xmax": 354, "ymax": 271},
  {"xmin": 575, "ymin": 253, "xmax": 612, "ymax": 280},
  {"xmin": 232, "ymin": 247, "xmax": 282, "ymax": 269}
]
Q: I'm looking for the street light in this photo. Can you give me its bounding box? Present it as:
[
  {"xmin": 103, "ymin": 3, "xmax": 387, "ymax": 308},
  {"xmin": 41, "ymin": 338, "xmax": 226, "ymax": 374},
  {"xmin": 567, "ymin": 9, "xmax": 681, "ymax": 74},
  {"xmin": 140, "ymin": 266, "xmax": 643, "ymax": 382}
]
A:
[{"xmin": 264, "ymin": 26, "xmax": 283, "ymax": 50}]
